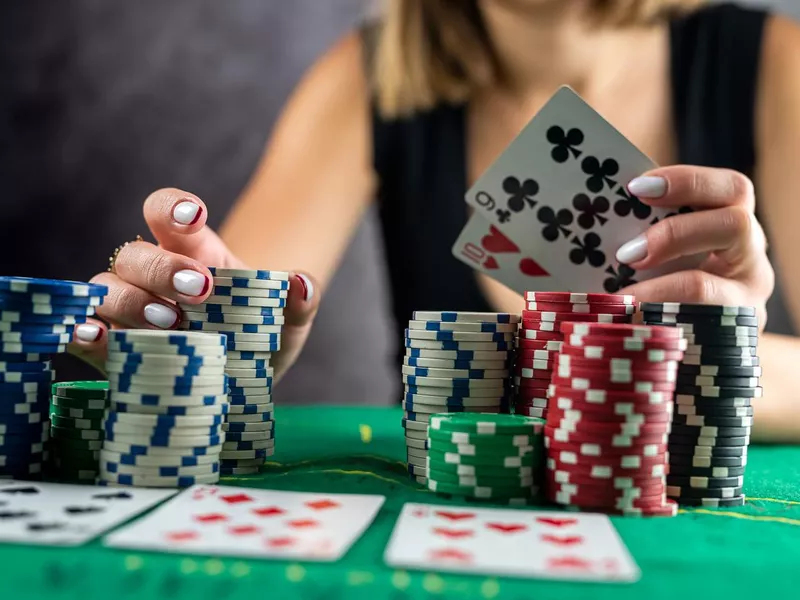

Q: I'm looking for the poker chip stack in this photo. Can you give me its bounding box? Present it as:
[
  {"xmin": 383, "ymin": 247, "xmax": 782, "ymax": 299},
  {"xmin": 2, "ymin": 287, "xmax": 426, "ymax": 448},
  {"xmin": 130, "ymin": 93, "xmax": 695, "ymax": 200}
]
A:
[
  {"xmin": 515, "ymin": 292, "xmax": 636, "ymax": 420},
  {"xmin": 178, "ymin": 267, "xmax": 286, "ymax": 475},
  {"xmin": 49, "ymin": 381, "xmax": 110, "ymax": 483},
  {"xmin": 0, "ymin": 276, "xmax": 107, "ymax": 481},
  {"xmin": 640, "ymin": 302, "xmax": 759, "ymax": 508},
  {"xmin": 99, "ymin": 330, "xmax": 228, "ymax": 488},
  {"xmin": 425, "ymin": 414, "xmax": 546, "ymax": 504},
  {"xmin": 401, "ymin": 311, "xmax": 519, "ymax": 483},
  {"xmin": 544, "ymin": 322, "xmax": 687, "ymax": 517}
]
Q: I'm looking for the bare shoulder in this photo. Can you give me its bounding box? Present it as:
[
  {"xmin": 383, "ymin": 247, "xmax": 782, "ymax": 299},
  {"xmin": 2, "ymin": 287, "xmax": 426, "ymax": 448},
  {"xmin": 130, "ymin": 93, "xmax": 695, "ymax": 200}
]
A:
[{"xmin": 759, "ymin": 14, "xmax": 800, "ymax": 112}]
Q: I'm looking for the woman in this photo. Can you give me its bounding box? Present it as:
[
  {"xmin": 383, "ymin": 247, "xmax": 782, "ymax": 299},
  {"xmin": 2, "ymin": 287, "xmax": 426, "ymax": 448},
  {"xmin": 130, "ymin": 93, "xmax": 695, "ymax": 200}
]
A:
[{"xmin": 71, "ymin": 1, "xmax": 800, "ymax": 441}]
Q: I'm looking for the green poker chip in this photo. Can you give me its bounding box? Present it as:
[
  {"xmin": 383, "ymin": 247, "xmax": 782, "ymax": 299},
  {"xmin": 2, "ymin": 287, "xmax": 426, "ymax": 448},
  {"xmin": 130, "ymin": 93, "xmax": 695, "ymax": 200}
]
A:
[
  {"xmin": 427, "ymin": 438, "xmax": 541, "ymax": 457},
  {"xmin": 427, "ymin": 477, "xmax": 537, "ymax": 498},
  {"xmin": 427, "ymin": 448, "xmax": 538, "ymax": 468},
  {"xmin": 49, "ymin": 425, "xmax": 103, "ymax": 442},
  {"xmin": 51, "ymin": 381, "xmax": 109, "ymax": 400},
  {"xmin": 49, "ymin": 437, "xmax": 103, "ymax": 453},
  {"xmin": 49, "ymin": 414, "xmax": 104, "ymax": 430},
  {"xmin": 426, "ymin": 467, "xmax": 534, "ymax": 487},
  {"xmin": 428, "ymin": 428, "xmax": 540, "ymax": 447},
  {"xmin": 49, "ymin": 405, "xmax": 106, "ymax": 420},
  {"xmin": 429, "ymin": 413, "xmax": 546, "ymax": 436},
  {"xmin": 425, "ymin": 459, "xmax": 536, "ymax": 478},
  {"xmin": 50, "ymin": 395, "xmax": 108, "ymax": 410}
]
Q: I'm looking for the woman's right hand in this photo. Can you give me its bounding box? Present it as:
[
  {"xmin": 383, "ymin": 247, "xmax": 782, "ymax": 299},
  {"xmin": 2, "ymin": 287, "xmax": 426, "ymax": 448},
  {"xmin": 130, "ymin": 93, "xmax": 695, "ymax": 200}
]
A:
[{"xmin": 69, "ymin": 188, "xmax": 320, "ymax": 383}]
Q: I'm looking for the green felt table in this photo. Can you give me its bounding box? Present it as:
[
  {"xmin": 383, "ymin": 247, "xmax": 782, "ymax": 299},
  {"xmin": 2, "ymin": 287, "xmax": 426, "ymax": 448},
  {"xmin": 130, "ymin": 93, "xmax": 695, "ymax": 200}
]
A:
[{"xmin": 6, "ymin": 406, "xmax": 800, "ymax": 600}]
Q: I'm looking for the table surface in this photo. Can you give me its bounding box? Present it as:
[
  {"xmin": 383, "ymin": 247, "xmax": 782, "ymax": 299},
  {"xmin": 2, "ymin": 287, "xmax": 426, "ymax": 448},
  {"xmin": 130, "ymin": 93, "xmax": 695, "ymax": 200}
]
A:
[{"xmin": 6, "ymin": 406, "xmax": 800, "ymax": 600}]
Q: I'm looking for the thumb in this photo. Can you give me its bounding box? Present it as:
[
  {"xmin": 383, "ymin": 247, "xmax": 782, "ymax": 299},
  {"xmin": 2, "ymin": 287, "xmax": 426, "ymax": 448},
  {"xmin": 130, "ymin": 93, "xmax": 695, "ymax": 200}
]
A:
[{"xmin": 143, "ymin": 188, "xmax": 231, "ymax": 263}]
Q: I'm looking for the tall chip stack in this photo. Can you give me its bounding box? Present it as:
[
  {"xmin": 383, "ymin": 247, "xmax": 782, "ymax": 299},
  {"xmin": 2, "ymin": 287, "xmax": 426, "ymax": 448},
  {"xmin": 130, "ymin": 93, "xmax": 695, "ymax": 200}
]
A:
[
  {"xmin": 179, "ymin": 267, "xmax": 286, "ymax": 475},
  {"xmin": 0, "ymin": 277, "xmax": 107, "ymax": 481},
  {"xmin": 514, "ymin": 292, "xmax": 636, "ymax": 420},
  {"xmin": 401, "ymin": 311, "xmax": 519, "ymax": 484},
  {"xmin": 544, "ymin": 322, "xmax": 687, "ymax": 517},
  {"xmin": 639, "ymin": 303, "xmax": 760, "ymax": 508},
  {"xmin": 99, "ymin": 330, "xmax": 228, "ymax": 488},
  {"xmin": 426, "ymin": 413, "xmax": 546, "ymax": 504},
  {"xmin": 49, "ymin": 381, "xmax": 110, "ymax": 483}
]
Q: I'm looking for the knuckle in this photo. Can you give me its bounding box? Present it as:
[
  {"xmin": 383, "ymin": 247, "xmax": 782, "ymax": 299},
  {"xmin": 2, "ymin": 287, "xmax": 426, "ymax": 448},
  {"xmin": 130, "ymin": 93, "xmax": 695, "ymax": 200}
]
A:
[
  {"xmin": 723, "ymin": 205, "xmax": 752, "ymax": 240},
  {"xmin": 728, "ymin": 171, "xmax": 755, "ymax": 203},
  {"xmin": 681, "ymin": 270, "xmax": 714, "ymax": 304},
  {"xmin": 142, "ymin": 249, "xmax": 173, "ymax": 288}
]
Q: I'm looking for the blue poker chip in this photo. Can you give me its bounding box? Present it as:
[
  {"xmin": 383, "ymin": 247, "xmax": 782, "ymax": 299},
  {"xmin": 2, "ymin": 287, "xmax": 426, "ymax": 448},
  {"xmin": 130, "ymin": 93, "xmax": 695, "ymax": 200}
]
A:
[
  {"xmin": 110, "ymin": 452, "xmax": 218, "ymax": 467},
  {"xmin": 208, "ymin": 267, "xmax": 289, "ymax": 281},
  {"xmin": 224, "ymin": 419, "xmax": 274, "ymax": 433},
  {"xmin": 0, "ymin": 291, "xmax": 103, "ymax": 307},
  {"xmin": 404, "ymin": 384, "xmax": 510, "ymax": 398},
  {"xmin": 0, "ymin": 360, "xmax": 50, "ymax": 372},
  {"xmin": 0, "ymin": 343, "xmax": 65, "ymax": 354},
  {"xmin": 104, "ymin": 442, "xmax": 219, "ymax": 456},
  {"xmin": 0, "ymin": 312, "xmax": 83, "ymax": 325},
  {"xmin": 225, "ymin": 332, "xmax": 281, "ymax": 343},
  {"xmin": 110, "ymin": 332, "xmax": 225, "ymax": 346},
  {"xmin": 189, "ymin": 314, "xmax": 284, "ymax": 325},
  {"xmin": 226, "ymin": 341, "xmax": 280, "ymax": 352},
  {"xmin": 0, "ymin": 331, "xmax": 71, "ymax": 344},
  {"xmin": 103, "ymin": 412, "xmax": 225, "ymax": 428},
  {"xmin": 0, "ymin": 381, "xmax": 52, "ymax": 393},
  {"xmin": 211, "ymin": 287, "xmax": 287, "ymax": 299},
  {"xmin": 225, "ymin": 405, "xmax": 272, "ymax": 416},
  {"xmin": 0, "ymin": 400, "xmax": 48, "ymax": 416},
  {"xmin": 109, "ymin": 400, "xmax": 230, "ymax": 416},
  {"xmin": 0, "ymin": 368, "xmax": 54, "ymax": 383},
  {"xmin": 0, "ymin": 277, "xmax": 108, "ymax": 297},
  {"xmin": 223, "ymin": 440, "xmax": 273, "ymax": 451},
  {"xmin": 107, "ymin": 362, "xmax": 222, "ymax": 377},
  {"xmin": 0, "ymin": 298, "xmax": 98, "ymax": 315},
  {"xmin": 404, "ymin": 338, "xmax": 513, "ymax": 351},
  {"xmin": 404, "ymin": 328, "xmax": 511, "ymax": 343},
  {"xmin": 117, "ymin": 393, "xmax": 226, "ymax": 407},
  {"xmin": 202, "ymin": 304, "xmax": 283, "ymax": 316},
  {"xmin": 103, "ymin": 431, "xmax": 224, "ymax": 447},
  {"xmin": 406, "ymin": 348, "xmax": 507, "ymax": 360},
  {"xmin": 227, "ymin": 395, "xmax": 272, "ymax": 405},
  {"xmin": 224, "ymin": 430, "xmax": 275, "ymax": 442},
  {"xmin": 0, "ymin": 322, "xmax": 74, "ymax": 335},
  {"xmin": 101, "ymin": 461, "xmax": 220, "ymax": 476},
  {"xmin": 102, "ymin": 422, "xmax": 223, "ymax": 438},
  {"xmin": 0, "ymin": 452, "xmax": 47, "ymax": 465},
  {"xmin": 183, "ymin": 321, "xmax": 279, "ymax": 334}
]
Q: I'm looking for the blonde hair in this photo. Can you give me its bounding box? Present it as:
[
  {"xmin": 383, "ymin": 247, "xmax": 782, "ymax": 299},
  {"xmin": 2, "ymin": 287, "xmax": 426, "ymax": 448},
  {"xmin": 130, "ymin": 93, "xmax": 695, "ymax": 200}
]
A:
[{"xmin": 373, "ymin": 0, "xmax": 705, "ymax": 118}]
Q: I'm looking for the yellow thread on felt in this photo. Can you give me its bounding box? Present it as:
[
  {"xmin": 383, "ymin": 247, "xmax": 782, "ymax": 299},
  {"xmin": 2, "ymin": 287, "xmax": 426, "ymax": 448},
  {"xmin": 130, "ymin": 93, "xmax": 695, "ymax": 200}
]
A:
[
  {"xmin": 481, "ymin": 579, "xmax": 501, "ymax": 599},
  {"xmin": 391, "ymin": 571, "xmax": 411, "ymax": 590},
  {"xmin": 179, "ymin": 559, "xmax": 198, "ymax": 574},
  {"xmin": 347, "ymin": 571, "xmax": 375, "ymax": 586},
  {"xmin": 685, "ymin": 509, "xmax": 800, "ymax": 526},
  {"xmin": 203, "ymin": 559, "xmax": 225, "ymax": 576},
  {"xmin": 230, "ymin": 562, "xmax": 251, "ymax": 578},
  {"xmin": 747, "ymin": 497, "xmax": 800, "ymax": 506},
  {"xmin": 123, "ymin": 555, "xmax": 144, "ymax": 571},
  {"xmin": 271, "ymin": 467, "xmax": 401, "ymax": 486},
  {"xmin": 359, "ymin": 424, "xmax": 373, "ymax": 444},
  {"xmin": 422, "ymin": 573, "xmax": 445, "ymax": 593},
  {"xmin": 286, "ymin": 564, "xmax": 306, "ymax": 582}
]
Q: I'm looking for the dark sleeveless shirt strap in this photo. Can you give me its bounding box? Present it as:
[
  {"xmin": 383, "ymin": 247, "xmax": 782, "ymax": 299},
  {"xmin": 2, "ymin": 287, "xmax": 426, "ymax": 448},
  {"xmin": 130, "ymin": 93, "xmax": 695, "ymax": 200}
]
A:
[{"xmin": 670, "ymin": 4, "xmax": 768, "ymax": 175}]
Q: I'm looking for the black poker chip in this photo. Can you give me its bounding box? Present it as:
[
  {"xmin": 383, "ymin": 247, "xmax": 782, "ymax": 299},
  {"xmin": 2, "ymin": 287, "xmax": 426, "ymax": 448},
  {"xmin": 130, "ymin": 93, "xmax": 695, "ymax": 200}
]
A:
[
  {"xmin": 666, "ymin": 485, "xmax": 744, "ymax": 499},
  {"xmin": 668, "ymin": 452, "xmax": 747, "ymax": 468},
  {"xmin": 640, "ymin": 311, "xmax": 759, "ymax": 328},
  {"xmin": 673, "ymin": 495, "xmax": 746, "ymax": 507},
  {"xmin": 675, "ymin": 406, "xmax": 755, "ymax": 420},
  {"xmin": 674, "ymin": 395, "xmax": 753, "ymax": 408},
  {"xmin": 668, "ymin": 434, "xmax": 750, "ymax": 448},
  {"xmin": 639, "ymin": 303, "xmax": 756, "ymax": 317},
  {"xmin": 672, "ymin": 412, "xmax": 754, "ymax": 427},
  {"xmin": 667, "ymin": 464, "xmax": 746, "ymax": 478},
  {"xmin": 684, "ymin": 346, "xmax": 758, "ymax": 359},
  {"xmin": 668, "ymin": 443, "xmax": 748, "ymax": 458},
  {"xmin": 670, "ymin": 424, "xmax": 751, "ymax": 438},
  {"xmin": 666, "ymin": 474, "xmax": 744, "ymax": 488},
  {"xmin": 681, "ymin": 335, "xmax": 758, "ymax": 348},
  {"xmin": 675, "ymin": 374, "xmax": 761, "ymax": 388},
  {"xmin": 643, "ymin": 321, "xmax": 759, "ymax": 338},
  {"xmin": 675, "ymin": 364, "xmax": 762, "ymax": 377},
  {"xmin": 673, "ymin": 385, "xmax": 762, "ymax": 399},
  {"xmin": 681, "ymin": 354, "xmax": 760, "ymax": 367}
]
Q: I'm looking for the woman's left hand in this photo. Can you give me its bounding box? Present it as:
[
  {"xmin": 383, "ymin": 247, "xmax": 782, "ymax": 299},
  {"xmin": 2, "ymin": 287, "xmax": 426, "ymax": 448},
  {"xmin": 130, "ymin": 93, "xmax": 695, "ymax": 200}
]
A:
[{"xmin": 615, "ymin": 165, "xmax": 774, "ymax": 329}]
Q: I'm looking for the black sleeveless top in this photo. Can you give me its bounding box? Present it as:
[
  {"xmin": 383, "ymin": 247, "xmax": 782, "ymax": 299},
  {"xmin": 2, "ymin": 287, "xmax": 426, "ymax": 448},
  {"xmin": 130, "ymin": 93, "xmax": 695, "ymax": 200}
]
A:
[{"xmin": 370, "ymin": 4, "xmax": 792, "ymax": 353}]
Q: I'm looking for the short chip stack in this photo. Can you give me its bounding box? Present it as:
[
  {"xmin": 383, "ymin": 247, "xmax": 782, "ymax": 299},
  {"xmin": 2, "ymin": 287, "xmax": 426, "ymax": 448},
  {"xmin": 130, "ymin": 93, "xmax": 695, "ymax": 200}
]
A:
[
  {"xmin": 179, "ymin": 267, "xmax": 287, "ymax": 475},
  {"xmin": 401, "ymin": 311, "xmax": 518, "ymax": 483},
  {"xmin": 544, "ymin": 322, "xmax": 687, "ymax": 517},
  {"xmin": 99, "ymin": 330, "xmax": 228, "ymax": 488},
  {"xmin": 0, "ymin": 276, "xmax": 107, "ymax": 480},
  {"xmin": 49, "ymin": 381, "xmax": 109, "ymax": 483},
  {"xmin": 640, "ymin": 302, "xmax": 759, "ymax": 508},
  {"xmin": 426, "ymin": 413, "xmax": 546, "ymax": 504},
  {"xmin": 515, "ymin": 292, "xmax": 636, "ymax": 420}
]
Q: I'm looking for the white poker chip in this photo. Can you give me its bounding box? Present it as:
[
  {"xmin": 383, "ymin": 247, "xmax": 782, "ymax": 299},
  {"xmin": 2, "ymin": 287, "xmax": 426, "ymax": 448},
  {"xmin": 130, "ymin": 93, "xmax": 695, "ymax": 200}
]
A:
[
  {"xmin": 108, "ymin": 372, "xmax": 226, "ymax": 386},
  {"xmin": 228, "ymin": 394, "xmax": 272, "ymax": 406},
  {"xmin": 109, "ymin": 401, "xmax": 229, "ymax": 417},
  {"xmin": 219, "ymin": 448, "xmax": 275, "ymax": 460},
  {"xmin": 405, "ymin": 437, "xmax": 427, "ymax": 450},
  {"xmin": 97, "ymin": 470, "xmax": 220, "ymax": 487},
  {"xmin": 222, "ymin": 439, "xmax": 274, "ymax": 451},
  {"xmin": 400, "ymin": 365, "xmax": 509, "ymax": 379},
  {"xmin": 109, "ymin": 392, "xmax": 229, "ymax": 407},
  {"xmin": 404, "ymin": 429, "xmax": 427, "ymax": 440},
  {"xmin": 226, "ymin": 359, "xmax": 270, "ymax": 369},
  {"xmin": 403, "ymin": 384, "xmax": 509, "ymax": 398},
  {"xmin": 180, "ymin": 321, "xmax": 283, "ymax": 334},
  {"xmin": 402, "ymin": 393, "xmax": 508, "ymax": 407},
  {"xmin": 223, "ymin": 332, "xmax": 281, "ymax": 343},
  {"xmin": 412, "ymin": 311, "xmax": 521, "ymax": 324},
  {"xmin": 227, "ymin": 350, "xmax": 273, "ymax": 361},
  {"xmin": 403, "ymin": 411, "xmax": 431, "ymax": 423},
  {"xmin": 401, "ymin": 401, "xmax": 505, "ymax": 414},
  {"xmin": 107, "ymin": 343, "xmax": 227, "ymax": 357},
  {"xmin": 405, "ymin": 329, "xmax": 515, "ymax": 342},
  {"xmin": 207, "ymin": 267, "xmax": 290, "ymax": 281},
  {"xmin": 222, "ymin": 430, "xmax": 274, "ymax": 442},
  {"xmin": 105, "ymin": 363, "xmax": 227, "ymax": 377},
  {"xmin": 101, "ymin": 440, "xmax": 223, "ymax": 456},
  {"xmin": 180, "ymin": 311, "xmax": 285, "ymax": 325},
  {"xmin": 211, "ymin": 276, "xmax": 289, "ymax": 290},
  {"xmin": 228, "ymin": 386, "xmax": 272, "ymax": 397},
  {"xmin": 103, "ymin": 411, "xmax": 224, "ymax": 428},
  {"xmin": 401, "ymin": 374, "xmax": 508, "ymax": 389},
  {"xmin": 225, "ymin": 367, "xmax": 274, "ymax": 378},
  {"xmin": 108, "ymin": 330, "xmax": 225, "ymax": 346},
  {"xmin": 404, "ymin": 339, "xmax": 513, "ymax": 351},
  {"xmin": 203, "ymin": 295, "xmax": 287, "ymax": 308},
  {"xmin": 225, "ymin": 413, "xmax": 273, "ymax": 423},
  {"xmin": 183, "ymin": 304, "xmax": 285, "ymax": 316},
  {"xmin": 402, "ymin": 356, "xmax": 507, "ymax": 370},
  {"xmin": 104, "ymin": 353, "xmax": 228, "ymax": 367},
  {"xmin": 221, "ymin": 421, "xmax": 273, "ymax": 432},
  {"xmin": 103, "ymin": 431, "xmax": 225, "ymax": 447},
  {"xmin": 100, "ymin": 461, "xmax": 220, "ymax": 477},
  {"xmin": 406, "ymin": 320, "xmax": 517, "ymax": 333},
  {"xmin": 226, "ymin": 403, "xmax": 274, "ymax": 415},
  {"xmin": 209, "ymin": 286, "xmax": 288, "ymax": 299},
  {"xmin": 102, "ymin": 422, "xmax": 222, "ymax": 438},
  {"xmin": 404, "ymin": 349, "xmax": 509, "ymax": 361},
  {"xmin": 228, "ymin": 376, "xmax": 273, "ymax": 388},
  {"xmin": 225, "ymin": 342, "xmax": 281, "ymax": 352}
]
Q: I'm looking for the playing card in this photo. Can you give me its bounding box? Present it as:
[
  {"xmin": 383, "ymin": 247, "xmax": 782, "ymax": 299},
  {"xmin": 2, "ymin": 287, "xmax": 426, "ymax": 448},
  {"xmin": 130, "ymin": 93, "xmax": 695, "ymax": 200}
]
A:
[
  {"xmin": 451, "ymin": 211, "xmax": 566, "ymax": 294},
  {"xmin": 0, "ymin": 480, "xmax": 174, "ymax": 546},
  {"xmin": 465, "ymin": 86, "xmax": 697, "ymax": 293},
  {"xmin": 104, "ymin": 485, "xmax": 385, "ymax": 561},
  {"xmin": 384, "ymin": 503, "xmax": 640, "ymax": 582}
]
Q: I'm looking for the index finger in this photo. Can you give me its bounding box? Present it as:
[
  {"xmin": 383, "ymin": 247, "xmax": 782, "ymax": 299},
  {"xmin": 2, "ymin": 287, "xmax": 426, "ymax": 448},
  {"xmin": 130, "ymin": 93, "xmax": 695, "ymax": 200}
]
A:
[{"xmin": 629, "ymin": 166, "xmax": 756, "ymax": 213}]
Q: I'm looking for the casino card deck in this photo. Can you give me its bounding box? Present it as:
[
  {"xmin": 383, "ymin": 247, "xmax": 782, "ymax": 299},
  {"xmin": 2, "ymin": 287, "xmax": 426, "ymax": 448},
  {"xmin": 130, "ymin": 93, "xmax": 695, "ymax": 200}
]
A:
[
  {"xmin": 455, "ymin": 86, "xmax": 700, "ymax": 293},
  {"xmin": 0, "ymin": 480, "xmax": 174, "ymax": 546}
]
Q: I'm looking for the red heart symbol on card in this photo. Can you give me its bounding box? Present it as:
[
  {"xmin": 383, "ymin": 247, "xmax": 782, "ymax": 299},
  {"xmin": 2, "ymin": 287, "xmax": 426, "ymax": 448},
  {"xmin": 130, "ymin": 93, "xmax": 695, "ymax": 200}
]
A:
[
  {"xmin": 547, "ymin": 556, "xmax": 593, "ymax": 571},
  {"xmin": 481, "ymin": 226, "xmax": 520, "ymax": 253},
  {"xmin": 536, "ymin": 517, "xmax": 578, "ymax": 528},
  {"xmin": 483, "ymin": 256, "xmax": 499, "ymax": 270},
  {"xmin": 519, "ymin": 257, "xmax": 549, "ymax": 276},
  {"xmin": 541, "ymin": 534, "xmax": 584, "ymax": 546},
  {"xmin": 429, "ymin": 548, "xmax": 473, "ymax": 563},
  {"xmin": 435, "ymin": 510, "xmax": 476, "ymax": 521},
  {"xmin": 486, "ymin": 523, "xmax": 528, "ymax": 534},
  {"xmin": 433, "ymin": 527, "xmax": 474, "ymax": 539}
]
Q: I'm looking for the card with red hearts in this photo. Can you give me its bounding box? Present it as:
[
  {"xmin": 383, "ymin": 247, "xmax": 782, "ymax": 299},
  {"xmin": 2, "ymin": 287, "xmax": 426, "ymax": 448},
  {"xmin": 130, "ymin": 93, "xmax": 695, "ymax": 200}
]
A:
[
  {"xmin": 384, "ymin": 503, "xmax": 640, "ymax": 582},
  {"xmin": 452, "ymin": 211, "xmax": 565, "ymax": 294},
  {"xmin": 104, "ymin": 485, "xmax": 385, "ymax": 561}
]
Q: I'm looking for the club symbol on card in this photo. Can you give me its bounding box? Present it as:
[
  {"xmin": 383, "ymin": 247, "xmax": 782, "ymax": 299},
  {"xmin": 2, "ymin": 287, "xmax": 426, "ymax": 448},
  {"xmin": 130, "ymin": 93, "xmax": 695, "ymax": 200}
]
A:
[
  {"xmin": 0, "ymin": 510, "xmax": 34, "ymax": 520},
  {"xmin": 603, "ymin": 265, "xmax": 637, "ymax": 292},
  {"xmin": 429, "ymin": 548, "xmax": 473, "ymax": 563},
  {"xmin": 63, "ymin": 505, "xmax": 104, "ymax": 516},
  {"xmin": 496, "ymin": 176, "xmax": 539, "ymax": 223},
  {"xmin": 0, "ymin": 486, "xmax": 39, "ymax": 495},
  {"xmin": 570, "ymin": 233, "xmax": 606, "ymax": 267},
  {"xmin": 582, "ymin": 157, "xmax": 619, "ymax": 193},
  {"xmin": 573, "ymin": 193, "xmax": 610, "ymax": 229},
  {"xmin": 27, "ymin": 522, "xmax": 68, "ymax": 533},
  {"xmin": 91, "ymin": 492, "xmax": 132, "ymax": 501},
  {"xmin": 547, "ymin": 126, "xmax": 584, "ymax": 163},
  {"xmin": 614, "ymin": 186, "xmax": 651, "ymax": 220},
  {"xmin": 538, "ymin": 206, "xmax": 573, "ymax": 241}
]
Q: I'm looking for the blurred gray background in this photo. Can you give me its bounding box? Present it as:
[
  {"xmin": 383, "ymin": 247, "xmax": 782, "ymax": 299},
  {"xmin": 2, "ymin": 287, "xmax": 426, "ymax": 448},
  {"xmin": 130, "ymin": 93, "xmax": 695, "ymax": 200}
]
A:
[{"xmin": 1, "ymin": 1, "xmax": 795, "ymax": 406}]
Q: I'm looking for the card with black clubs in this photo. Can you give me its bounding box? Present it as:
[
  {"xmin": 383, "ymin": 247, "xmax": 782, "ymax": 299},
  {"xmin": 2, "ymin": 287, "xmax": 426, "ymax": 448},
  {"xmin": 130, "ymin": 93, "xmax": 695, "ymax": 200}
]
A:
[{"xmin": 0, "ymin": 480, "xmax": 175, "ymax": 546}]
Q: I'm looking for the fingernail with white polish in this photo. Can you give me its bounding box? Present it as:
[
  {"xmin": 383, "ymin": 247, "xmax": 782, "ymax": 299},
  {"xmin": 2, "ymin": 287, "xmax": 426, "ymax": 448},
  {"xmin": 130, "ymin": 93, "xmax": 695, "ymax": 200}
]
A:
[
  {"xmin": 616, "ymin": 234, "xmax": 649, "ymax": 264},
  {"xmin": 75, "ymin": 324, "xmax": 102, "ymax": 342},
  {"xmin": 144, "ymin": 303, "xmax": 179, "ymax": 329},
  {"xmin": 173, "ymin": 269, "xmax": 209, "ymax": 296},
  {"xmin": 173, "ymin": 201, "xmax": 202, "ymax": 225},
  {"xmin": 295, "ymin": 274, "xmax": 314, "ymax": 302},
  {"xmin": 628, "ymin": 176, "xmax": 667, "ymax": 198}
]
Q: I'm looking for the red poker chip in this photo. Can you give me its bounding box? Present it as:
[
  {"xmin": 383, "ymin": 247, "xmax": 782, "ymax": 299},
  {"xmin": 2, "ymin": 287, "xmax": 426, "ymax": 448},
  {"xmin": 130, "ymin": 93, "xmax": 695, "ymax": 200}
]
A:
[
  {"xmin": 560, "ymin": 322, "xmax": 683, "ymax": 339},
  {"xmin": 548, "ymin": 418, "xmax": 671, "ymax": 437},
  {"xmin": 544, "ymin": 426, "xmax": 669, "ymax": 446},
  {"xmin": 550, "ymin": 375, "xmax": 676, "ymax": 393},
  {"xmin": 548, "ymin": 396, "xmax": 674, "ymax": 417},
  {"xmin": 548, "ymin": 452, "xmax": 670, "ymax": 472},
  {"xmin": 554, "ymin": 365, "xmax": 677, "ymax": 384},
  {"xmin": 520, "ymin": 321, "xmax": 565, "ymax": 334},
  {"xmin": 516, "ymin": 395, "xmax": 549, "ymax": 406},
  {"xmin": 558, "ymin": 344, "xmax": 686, "ymax": 362},
  {"xmin": 557, "ymin": 355, "xmax": 678, "ymax": 371},
  {"xmin": 545, "ymin": 476, "xmax": 667, "ymax": 497},
  {"xmin": 525, "ymin": 301, "xmax": 637, "ymax": 315},
  {"xmin": 516, "ymin": 409, "xmax": 548, "ymax": 419},
  {"xmin": 547, "ymin": 457, "xmax": 667, "ymax": 479},
  {"xmin": 548, "ymin": 465, "xmax": 668, "ymax": 486},
  {"xmin": 545, "ymin": 437, "xmax": 670, "ymax": 458},
  {"xmin": 546, "ymin": 489, "xmax": 669, "ymax": 510},
  {"xmin": 548, "ymin": 384, "xmax": 674, "ymax": 406},
  {"xmin": 565, "ymin": 335, "xmax": 687, "ymax": 352},
  {"xmin": 522, "ymin": 311, "xmax": 633, "ymax": 324},
  {"xmin": 523, "ymin": 291, "xmax": 636, "ymax": 305},
  {"xmin": 518, "ymin": 332, "xmax": 564, "ymax": 344},
  {"xmin": 547, "ymin": 408, "xmax": 672, "ymax": 427},
  {"xmin": 516, "ymin": 348, "xmax": 560, "ymax": 360},
  {"xmin": 565, "ymin": 500, "xmax": 679, "ymax": 517},
  {"xmin": 515, "ymin": 360, "xmax": 555, "ymax": 373},
  {"xmin": 516, "ymin": 367, "xmax": 555, "ymax": 379}
]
